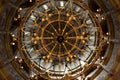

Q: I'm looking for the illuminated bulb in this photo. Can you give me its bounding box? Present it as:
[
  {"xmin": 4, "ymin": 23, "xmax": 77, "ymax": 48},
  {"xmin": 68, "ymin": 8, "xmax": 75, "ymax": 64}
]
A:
[
  {"xmin": 19, "ymin": 59, "xmax": 23, "ymax": 63},
  {"xmin": 96, "ymin": 14, "xmax": 100, "ymax": 17},
  {"xmin": 46, "ymin": 17, "xmax": 49, "ymax": 20},
  {"xmin": 19, "ymin": 8, "xmax": 22, "ymax": 11},
  {"xmin": 31, "ymin": 75, "xmax": 34, "ymax": 78},
  {"xmin": 97, "ymin": 65, "xmax": 100, "ymax": 69},
  {"xmin": 73, "ymin": 16, "xmax": 76, "ymax": 20},
  {"xmin": 82, "ymin": 40, "xmax": 85, "ymax": 43},
  {"xmin": 101, "ymin": 17, "xmax": 105, "ymax": 20},
  {"xmin": 60, "ymin": 1, "xmax": 64, "ymax": 7},
  {"xmin": 107, "ymin": 41, "xmax": 110, "ymax": 44},
  {"xmin": 43, "ymin": 5, "xmax": 48, "ymax": 10},
  {"xmin": 14, "ymin": 18, "xmax": 17, "ymax": 21},
  {"xmin": 20, "ymin": 66, "xmax": 23, "ymax": 69},
  {"xmin": 12, "ymin": 34, "xmax": 15, "ymax": 37},
  {"xmin": 18, "ymin": 14, "xmax": 21, "ymax": 18},
  {"xmin": 97, "ymin": 9, "xmax": 99, "ymax": 12},
  {"xmin": 65, "ymin": 40, "xmax": 68, "ymax": 42},
  {"xmin": 30, "ymin": 15, "xmax": 36, "ymax": 20},
  {"xmin": 36, "ymin": 36, "xmax": 39, "ymax": 40},
  {"xmin": 101, "ymin": 57, "xmax": 104, "ymax": 60},
  {"xmin": 43, "ymin": 56, "xmax": 46, "ymax": 59},
  {"xmin": 79, "ymin": 36, "xmax": 83, "ymax": 39},
  {"xmin": 74, "ymin": 55, "xmax": 76, "ymax": 57},
  {"xmin": 15, "ymin": 56, "xmax": 18, "ymax": 59},
  {"xmin": 66, "ymin": 57, "xmax": 70, "ymax": 61},
  {"xmin": 81, "ymin": 49, "xmax": 85, "ymax": 52},
  {"xmin": 97, "ymin": 59, "xmax": 100, "ymax": 62},
  {"xmin": 66, "ymin": 13, "xmax": 70, "ymax": 17},
  {"xmin": 34, "ymin": 76, "xmax": 38, "ymax": 79},
  {"xmin": 47, "ymin": 55, "xmax": 50, "ymax": 58},
  {"xmin": 51, "ymin": 33, "xmax": 54, "ymax": 35},
  {"xmin": 97, "ymin": 8, "xmax": 101, "ymax": 12},
  {"xmin": 106, "ymin": 32, "xmax": 110, "ymax": 35},
  {"xmin": 34, "ymin": 33, "xmax": 37, "ymax": 36},
  {"xmin": 86, "ymin": 19, "xmax": 92, "ymax": 24},
  {"xmin": 69, "ymin": 55, "xmax": 73, "ymax": 58},
  {"xmin": 49, "ymin": 59, "xmax": 53, "ymax": 63},
  {"xmin": 31, "ymin": 37, "xmax": 34, "ymax": 41},
  {"xmin": 13, "ymin": 38, "xmax": 17, "ymax": 41},
  {"xmin": 76, "ymin": 7, "xmax": 81, "ymax": 12},
  {"xmin": 29, "ymin": 0, "xmax": 32, "ymax": 2},
  {"xmin": 11, "ymin": 42, "xmax": 15, "ymax": 45},
  {"xmin": 62, "ymin": 43, "xmax": 65, "ymax": 45},
  {"xmin": 82, "ymin": 32, "xmax": 85, "ymax": 35},
  {"xmin": 42, "ymin": 18, "xmax": 45, "ymax": 22},
  {"xmin": 34, "ymin": 41, "xmax": 37, "ymax": 44},
  {"xmin": 92, "ymin": 59, "xmax": 96, "ymax": 62},
  {"xmin": 80, "ymin": 61, "xmax": 85, "ymax": 66},
  {"xmin": 104, "ymin": 37, "xmax": 107, "ymax": 40},
  {"xmin": 48, "ymin": 14, "xmax": 52, "ymax": 17}
]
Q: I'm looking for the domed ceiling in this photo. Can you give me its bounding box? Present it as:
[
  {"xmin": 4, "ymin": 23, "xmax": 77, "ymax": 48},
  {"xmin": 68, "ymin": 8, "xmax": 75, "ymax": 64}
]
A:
[{"xmin": 0, "ymin": 0, "xmax": 120, "ymax": 80}]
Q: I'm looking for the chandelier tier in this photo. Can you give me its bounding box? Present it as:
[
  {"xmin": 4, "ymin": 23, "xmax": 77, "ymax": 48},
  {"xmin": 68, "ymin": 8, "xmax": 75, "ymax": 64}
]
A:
[{"xmin": 16, "ymin": 0, "xmax": 104, "ymax": 79}]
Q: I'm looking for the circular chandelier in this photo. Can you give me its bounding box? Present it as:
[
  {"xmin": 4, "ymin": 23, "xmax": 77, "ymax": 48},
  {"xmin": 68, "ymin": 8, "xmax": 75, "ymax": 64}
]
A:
[
  {"xmin": 4, "ymin": 0, "xmax": 114, "ymax": 80},
  {"xmin": 17, "ymin": 0, "xmax": 103, "ymax": 79}
]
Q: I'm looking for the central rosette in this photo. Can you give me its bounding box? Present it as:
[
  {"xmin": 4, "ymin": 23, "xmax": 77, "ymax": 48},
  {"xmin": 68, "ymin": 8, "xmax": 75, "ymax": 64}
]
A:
[
  {"xmin": 41, "ymin": 21, "xmax": 77, "ymax": 56},
  {"xmin": 57, "ymin": 36, "xmax": 64, "ymax": 43}
]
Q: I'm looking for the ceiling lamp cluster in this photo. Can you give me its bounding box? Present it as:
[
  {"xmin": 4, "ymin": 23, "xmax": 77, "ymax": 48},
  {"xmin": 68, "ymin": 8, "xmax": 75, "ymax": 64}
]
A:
[
  {"xmin": 5, "ymin": 0, "xmax": 113, "ymax": 80},
  {"xmin": 17, "ymin": 0, "xmax": 104, "ymax": 79}
]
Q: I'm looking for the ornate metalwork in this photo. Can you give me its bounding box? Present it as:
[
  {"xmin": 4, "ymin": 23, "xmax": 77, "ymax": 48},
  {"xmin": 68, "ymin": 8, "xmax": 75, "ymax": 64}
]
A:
[{"xmin": 17, "ymin": 0, "xmax": 104, "ymax": 79}]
